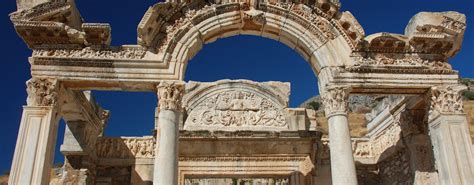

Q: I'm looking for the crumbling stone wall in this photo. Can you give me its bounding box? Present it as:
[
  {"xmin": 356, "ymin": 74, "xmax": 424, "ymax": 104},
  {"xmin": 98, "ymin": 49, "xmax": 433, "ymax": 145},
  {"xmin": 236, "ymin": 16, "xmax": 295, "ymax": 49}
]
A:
[{"xmin": 378, "ymin": 150, "xmax": 413, "ymax": 184}]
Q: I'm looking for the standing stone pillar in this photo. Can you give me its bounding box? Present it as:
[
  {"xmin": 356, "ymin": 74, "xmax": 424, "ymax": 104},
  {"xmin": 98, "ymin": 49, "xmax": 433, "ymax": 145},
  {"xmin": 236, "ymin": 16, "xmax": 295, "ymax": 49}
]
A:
[
  {"xmin": 399, "ymin": 109, "xmax": 439, "ymax": 184},
  {"xmin": 322, "ymin": 86, "xmax": 358, "ymax": 185},
  {"xmin": 427, "ymin": 85, "xmax": 474, "ymax": 185},
  {"xmin": 9, "ymin": 78, "xmax": 61, "ymax": 185},
  {"xmin": 153, "ymin": 81, "xmax": 184, "ymax": 185}
]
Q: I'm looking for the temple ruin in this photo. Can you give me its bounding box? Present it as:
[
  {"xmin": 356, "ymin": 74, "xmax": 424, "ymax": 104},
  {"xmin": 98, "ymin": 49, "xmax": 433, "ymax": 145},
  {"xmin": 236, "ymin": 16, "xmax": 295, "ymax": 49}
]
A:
[{"xmin": 8, "ymin": 0, "xmax": 474, "ymax": 184}]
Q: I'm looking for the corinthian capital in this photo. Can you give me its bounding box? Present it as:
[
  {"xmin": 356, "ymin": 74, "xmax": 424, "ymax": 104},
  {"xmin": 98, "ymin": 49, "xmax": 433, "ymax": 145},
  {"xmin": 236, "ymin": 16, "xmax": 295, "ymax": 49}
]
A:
[
  {"xmin": 156, "ymin": 81, "xmax": 185, "ymax": 111},
  {"xmin": 26, "ymin": 78, "xmax": 59, "ymax": 106},
  {"xmin": 429, "ymin": 85, "xmax": 466, "ymax": 114},
  {"xmin": 322, "ymin": 86, "xmax": 351, "ymax": 117}
]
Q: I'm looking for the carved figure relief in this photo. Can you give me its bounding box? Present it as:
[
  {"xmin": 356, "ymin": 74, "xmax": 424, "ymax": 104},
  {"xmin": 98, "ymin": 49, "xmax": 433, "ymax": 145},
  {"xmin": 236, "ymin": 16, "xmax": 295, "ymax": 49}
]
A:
[{"xmin": 185, "ymin": 90, "xmax": 287, "ymax": 131}]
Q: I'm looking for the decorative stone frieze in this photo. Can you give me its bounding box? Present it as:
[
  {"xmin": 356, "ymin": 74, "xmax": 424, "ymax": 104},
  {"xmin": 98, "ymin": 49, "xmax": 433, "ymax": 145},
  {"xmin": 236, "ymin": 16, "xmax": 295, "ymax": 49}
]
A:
[
  {"xmin": 157, "ymin": 81, "xmax": 185, "ymax": 111},
  {"xmin": 352, "ymin": 139, "xmax": 373, "ymax": 158},
  {"xmin": 321, "ymin": 86, "xmax": 351, "ymax": 117},
  {"xmin": 243, "ymin": 9, "xmax": 266, "ymax": 25},
  {"xmin": 11, "ymin": 0, "xmax": 72, "ymax": 22},
  {"xmin": 320, "ymin": 138, "xmax": 374, "ymax": 161},
  {"xmin": 405, "ymin": 11, "xmax": 466, "ymax": 57},
  {"xmin": 429, "ymin": 85, "xmax": 467, "ymax": 114},
  {"xmin": 32, "ymin": 46, "xmax": 146, "ymax": 60},
  {"xmin": 347, "ymin": 52, "xmax": 454, "ymax": 74},
  {"xmin": 26, "ymin": 78, "xmax": 58, "ymax": 106},
  {"xmin": 179, "ymin": 155, "xmax": 314, "ymax": 176},
  {"xmin": 96, "ymin": 137, "xmax": 155, "ymax": 158}
]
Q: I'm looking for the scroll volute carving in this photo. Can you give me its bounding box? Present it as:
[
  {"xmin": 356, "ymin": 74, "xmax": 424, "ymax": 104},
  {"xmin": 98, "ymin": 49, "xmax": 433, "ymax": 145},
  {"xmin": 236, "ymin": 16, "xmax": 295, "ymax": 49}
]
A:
[
  {"xmin": 156, "ymin": 81, "xmax": 185, "ymax": 111},
  {"xmin": 26, "ymin": 78, "xmax": 59, "ymax": 106}
]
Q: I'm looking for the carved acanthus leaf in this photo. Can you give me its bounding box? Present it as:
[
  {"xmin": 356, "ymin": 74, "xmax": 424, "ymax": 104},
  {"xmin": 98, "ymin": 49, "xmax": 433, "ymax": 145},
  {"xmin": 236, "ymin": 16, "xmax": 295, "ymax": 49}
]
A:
[
  {"xmin": 322, "ymin": 86, "xmax": 351, "ymax": 116},
  {"xmin": 26, "ymin": 78, "xmax": 58, "ymax": 106},
  {"xmin": 429, "ymin": 85, "xmax": 466, "ymax": 114},
  {"xmin": 157, "ymin": 81, "xmax": 185, "ymax": 111}
]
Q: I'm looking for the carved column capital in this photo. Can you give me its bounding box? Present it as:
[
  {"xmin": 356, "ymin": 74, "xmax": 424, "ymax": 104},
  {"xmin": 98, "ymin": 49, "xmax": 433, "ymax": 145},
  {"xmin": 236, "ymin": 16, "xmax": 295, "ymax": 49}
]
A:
[
  {"xmin": 428, "ymin": 85, "xmax": 466, "ymax": 114},
  {"xmin": 26, "ymin": 78, "xmax": 59, "ymax": 106},
  {"xmin": 322, "ymin": 86, "xmax": 351, "ymax": 117},
  {"xmin": 156, "ymin": 81, "xmax": 185, "ymax": 111}
]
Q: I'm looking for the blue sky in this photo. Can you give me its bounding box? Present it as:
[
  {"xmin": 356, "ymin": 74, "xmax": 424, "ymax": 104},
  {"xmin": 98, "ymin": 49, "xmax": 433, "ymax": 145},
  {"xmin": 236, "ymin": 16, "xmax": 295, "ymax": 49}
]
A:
[{"xmin": 0, "ymin": 0, "xmax": 472, "ymax": 174}]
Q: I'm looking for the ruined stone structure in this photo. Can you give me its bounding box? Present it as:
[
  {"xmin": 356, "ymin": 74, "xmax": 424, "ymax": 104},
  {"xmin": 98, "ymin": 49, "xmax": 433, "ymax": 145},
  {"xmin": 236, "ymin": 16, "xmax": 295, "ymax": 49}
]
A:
[{"xmin": 8, "ymin": 0, "xmax": 473, "ymax": 185}]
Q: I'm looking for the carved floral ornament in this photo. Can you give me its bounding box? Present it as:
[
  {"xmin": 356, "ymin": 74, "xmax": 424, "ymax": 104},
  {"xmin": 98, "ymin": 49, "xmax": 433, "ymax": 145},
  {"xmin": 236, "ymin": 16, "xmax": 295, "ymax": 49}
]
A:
[
  {"xmin": 156, "ymin": 81, "xmax": 185, "ymax": 111},
  {"xmin": 321, "ymin": 86, "xmax": 351, "ymax": 116},
  {"xmin": 429, "ymin": 85, "xmax": 466, "ymax": 114},
  {"xmin": 26, "ymin": 78, "xmax": 59, "ymax": 106}
]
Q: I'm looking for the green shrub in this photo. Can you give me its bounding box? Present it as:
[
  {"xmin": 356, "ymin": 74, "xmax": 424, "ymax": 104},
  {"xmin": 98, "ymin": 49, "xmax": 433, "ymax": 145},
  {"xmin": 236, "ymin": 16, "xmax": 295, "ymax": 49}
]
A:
[
  {"xmin": 464, "ymin": 91, "xmax": 474, "ymax": 100},
  {"xmin": 460, "ymin": 78, "xmax": 471, "ymax": 86}
]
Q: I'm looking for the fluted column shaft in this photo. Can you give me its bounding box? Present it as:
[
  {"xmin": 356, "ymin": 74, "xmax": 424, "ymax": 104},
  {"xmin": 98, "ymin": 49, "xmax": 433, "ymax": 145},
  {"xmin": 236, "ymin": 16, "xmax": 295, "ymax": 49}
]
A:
[
  {"xmin": 322, "ymin": 86, "xmax": 358, "ymax": 185},
  {"xmin": 153, "ymin": 81, "xmax": 184, "ymax": 185}
]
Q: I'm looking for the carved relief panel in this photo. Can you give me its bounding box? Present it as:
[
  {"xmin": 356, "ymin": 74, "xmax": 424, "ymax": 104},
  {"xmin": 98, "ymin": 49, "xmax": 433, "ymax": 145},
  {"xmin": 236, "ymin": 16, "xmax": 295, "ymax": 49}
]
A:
[{"xmin": 182, "ymin": 80, "xmax": 291, "ymax": 131}]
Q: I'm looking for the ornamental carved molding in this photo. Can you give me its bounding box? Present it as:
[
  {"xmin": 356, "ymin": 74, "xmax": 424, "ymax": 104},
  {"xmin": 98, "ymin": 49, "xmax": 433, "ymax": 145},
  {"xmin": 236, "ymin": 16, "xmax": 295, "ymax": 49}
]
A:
[
  {"xmin": 96, "ymin": 137, "xmax": 155, "ymax": 158},
  {"xmin": 32, "ymin": 46, "xmax": 146, "ymax": 60},
  {"xmin": 137, "ymin": 0, "xmax": 361, "ymax": 56},
  {"xmin": 183, "ymin": 80, "xmax": 290, "ymax": 131},
  {"xmin": 347, "ymin": 52, "xmax": 455, "ymax": 74},
  {"xmin": 321, "ymin": 86, "xmax": 351, "ymax": 116},
  {"xmin": 10, "ymin": 0, "xmax": 111, "ymax": 48},
  {"xmin": 179, "ymin": 155, "xmax": 314, "ymax": 176},
  {"xmin": 157, "ymin": 81, "xmax": 185, "ymax": 111},
  {"xmin": 26, "ymin": 78, "xmax": 59, "ymax": 106},
  {"xmin": 429, "ymin": 85, "xmax": 467, "ymax": 114},
  {"xmin": 319, "ymin": 138, "xmax": 374, "ymax": 161}
]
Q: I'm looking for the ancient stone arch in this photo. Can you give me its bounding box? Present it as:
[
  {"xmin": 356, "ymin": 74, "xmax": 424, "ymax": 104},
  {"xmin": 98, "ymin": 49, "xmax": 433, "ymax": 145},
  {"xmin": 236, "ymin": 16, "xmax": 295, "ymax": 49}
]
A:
[
  {"xmin": 136, "ymin": 0, "xmax": 363, "ymax": 78},
  {"xmin": 8, "ymin": 0, "xmax": 474, "ymax": 185}
]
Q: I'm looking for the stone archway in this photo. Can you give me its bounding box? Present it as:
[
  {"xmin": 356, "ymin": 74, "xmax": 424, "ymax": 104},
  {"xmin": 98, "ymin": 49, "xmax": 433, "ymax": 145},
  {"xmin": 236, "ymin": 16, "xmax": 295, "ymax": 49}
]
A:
[
  {"xmin": 137, "ymin": 0, "xmax": 364, "ymax": 80},
  {"xmin": 8, "ymin": 0, "xmax": 474, "ymax": 185}
]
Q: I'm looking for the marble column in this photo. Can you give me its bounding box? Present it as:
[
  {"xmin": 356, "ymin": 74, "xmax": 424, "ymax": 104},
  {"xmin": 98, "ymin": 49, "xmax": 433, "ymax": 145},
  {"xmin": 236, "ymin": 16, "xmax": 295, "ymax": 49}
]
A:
[
  {"xmin": 427, "ymin": 85, "xmax": 474, "ymax": 185},
  {"xmin": 9, "ymin": 78, "xmax": 61, "ymax": 185},
  {"xmin": 322, "ymin": 86, "xmax": 358, "ymax": 185},
  {"xmin": 153, "ymin": 81, "xmax": 184, "ymax": 185}
]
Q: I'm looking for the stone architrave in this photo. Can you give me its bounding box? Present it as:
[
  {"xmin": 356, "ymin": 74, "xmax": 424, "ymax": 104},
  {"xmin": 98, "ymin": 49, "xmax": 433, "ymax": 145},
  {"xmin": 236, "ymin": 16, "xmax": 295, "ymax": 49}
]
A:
[
  {"xmin": 154, "ymin": 81, "xmax": 184, "ymax": 185},
  {"xmin": 322, "ymin": 86, "xmax": 358, "ymax": 185},
  {"xmin": 428, "ymin": 85, "xmax": 474, "ymax": 185},
  {"xmin": 9, "ymin": 78, "xmax": 61, "ymax": 185}
]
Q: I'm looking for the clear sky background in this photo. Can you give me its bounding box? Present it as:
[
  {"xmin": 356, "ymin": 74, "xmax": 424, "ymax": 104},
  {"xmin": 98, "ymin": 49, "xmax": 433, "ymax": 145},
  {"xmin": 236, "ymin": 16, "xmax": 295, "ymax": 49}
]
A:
[{"xmin": 0, "ymin": 0, "xmax": 472, "ymax": 174}]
